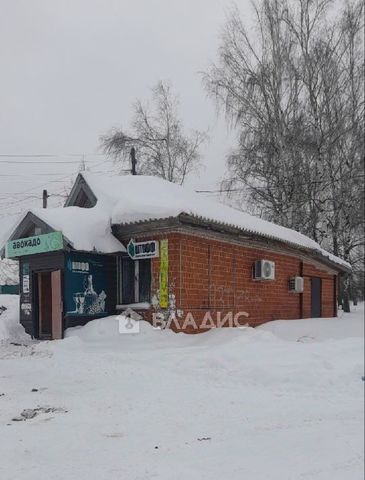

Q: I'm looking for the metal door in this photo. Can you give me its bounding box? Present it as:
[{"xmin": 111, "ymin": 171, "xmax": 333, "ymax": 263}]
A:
[{"xmin": 311, "ymin": 277, "xmax": 321, "ymax": 318}]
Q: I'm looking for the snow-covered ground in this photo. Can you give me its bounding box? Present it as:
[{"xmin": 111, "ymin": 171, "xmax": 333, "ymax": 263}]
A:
[{"xmin": 0, "ymin": 295, "xmax": 363, "ymax": 480}]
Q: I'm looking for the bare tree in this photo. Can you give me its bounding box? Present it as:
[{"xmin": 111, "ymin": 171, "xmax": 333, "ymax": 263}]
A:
[
  {"xmin": 101, "ymin": 81, "xmax": 208, "ymax": 185},
  {"xmin": 204, "ymin": 0, "xmax": 364, "ymax": 307},
  {"xmin": 204, "ymin": 0, "xmax": 320, "ymax": 235},
  {"xmin": 0, "ymin": 258, "xmax": 18, "ymax": 286}
]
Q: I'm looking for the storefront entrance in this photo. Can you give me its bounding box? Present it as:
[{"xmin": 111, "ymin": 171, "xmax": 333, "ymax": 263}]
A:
[{"xmin": 35, "ymin": 270, "xmax": 63, "ymax": 340}]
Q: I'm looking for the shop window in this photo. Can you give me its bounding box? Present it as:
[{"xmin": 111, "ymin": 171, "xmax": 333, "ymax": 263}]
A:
[
  {"xmin": 138, "ymin": 259, "xmax": 151, "ymax": 302},
  {"xmin": 118, "ymin": 257, "xmax": 151, "ymax": 304}
]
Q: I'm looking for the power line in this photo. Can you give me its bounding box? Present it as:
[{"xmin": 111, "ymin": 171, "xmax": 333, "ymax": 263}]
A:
[
  {"xmin": 195, "ymin": 189, "xmax": 234, "ymax": 193},
  {"xmin": 0, "ymin": 159, "xmax": 112, "ymax": 210},
  {"xmin": 195, "ymin": 175, "xmax": 365, "ymax": 194},
  {"xmin": 0, "ymin": 159, "xmax": 111, "ymax": 164},
  {"xmin": 0, "ymin": 192, "xmax": 41, "ymax": 195},
  {"xmin": 0, "ymin": 173, "xmax": 75, "ymax": 177},
  {"xmin": 0, "ymin": 152, "xmax": 113, "ymax": 166},
  {"xmin": 0, "ymin": 153, "xmax": 105, "ymax": 158},
  {"xmin": 0, "ymin": 154, "xmax": 60, "ymax": 157}
]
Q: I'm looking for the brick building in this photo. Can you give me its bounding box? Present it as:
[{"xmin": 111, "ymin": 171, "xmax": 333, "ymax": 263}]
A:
[{"xmin": 1, "ymin": 172, "xmax": 350, "ymax": 339}]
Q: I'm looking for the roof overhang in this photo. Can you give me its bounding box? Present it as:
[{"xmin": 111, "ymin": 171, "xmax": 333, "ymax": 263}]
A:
[
  {"xmin": 0, "ymin": 211, "xmax": 72, "ymax": 259},
  {"xmin": 112, "ymin": 212, "xmax": 351, "ymax": 273}
]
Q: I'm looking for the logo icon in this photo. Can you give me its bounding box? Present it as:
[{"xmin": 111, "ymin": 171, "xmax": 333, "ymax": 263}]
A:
[
  {"xmin": 117, "ymin": 309, "xmax": 142, "ymax": 334},
  {"xmin": 127, "ymin": 240, "xmax": 136, "ymax": 259}
]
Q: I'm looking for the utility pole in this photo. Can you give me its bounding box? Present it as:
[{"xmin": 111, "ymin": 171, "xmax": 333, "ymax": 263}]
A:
[
  {"xmin": 130, "ymin": 147, "xmax": 137, "ymax": 175},
  {"xmin": 42, "ymin": 189, "xmax": 49, "ymax": 208},
  {"xmin": 79, "ymin": 154, "xmax": 86, "ymax": 172}
]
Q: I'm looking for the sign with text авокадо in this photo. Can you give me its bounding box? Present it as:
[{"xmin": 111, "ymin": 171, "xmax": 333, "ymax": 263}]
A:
[
  {"xmin": 6, "ymin": 231, "xmax": 63, "ymax": 258},
  {"xmin": 127, "ymin": 239, "xmax": 159, "ymax": 260},
  {"xmin": 159, "ymin": 239, "xmax": 169, "ymax": 308}
]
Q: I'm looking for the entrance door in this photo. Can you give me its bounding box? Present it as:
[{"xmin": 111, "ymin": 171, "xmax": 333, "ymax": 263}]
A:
[
  {"xmin": 38, "ymin": 272, "xmax": 52, "ymax": 339},
  {"xmin": 311, "ymin": 277, "xmax": 321, "ymax": 318},
  {"xmin": 51, "ymin": 270, "xmax": 63, "ymax": 340},
  {"xmin": 37, "ymin": 270, "xmax": 63, "ymax": 339}
]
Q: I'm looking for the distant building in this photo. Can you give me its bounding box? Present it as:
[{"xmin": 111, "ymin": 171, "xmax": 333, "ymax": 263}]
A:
[
  {"xmin": 0, "ymin": 258, "xmax": 19, "ymax": 294},
  {"xmin": 1, "ymin": 173, "xmax": 350, "ymax": 339}
]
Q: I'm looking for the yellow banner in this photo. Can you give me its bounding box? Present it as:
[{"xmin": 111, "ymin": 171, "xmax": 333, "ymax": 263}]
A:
[{"xmin": 159, "ymin": 239, "xmax": 169, "ymax": 308}]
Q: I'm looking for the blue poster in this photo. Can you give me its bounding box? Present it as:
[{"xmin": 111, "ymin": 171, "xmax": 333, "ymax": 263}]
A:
[{"xmin": 65, "ymin": 253, "xmax": 108, "ymax": 316}]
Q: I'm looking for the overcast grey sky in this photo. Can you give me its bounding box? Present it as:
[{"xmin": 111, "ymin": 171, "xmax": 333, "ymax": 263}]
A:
[{"xmin": 0, "ymin": 0, "xmax": 253, "ymax": 225}]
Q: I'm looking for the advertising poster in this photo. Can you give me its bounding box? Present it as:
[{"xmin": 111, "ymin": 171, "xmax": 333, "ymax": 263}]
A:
[
  {"xmin": 65, "ymin": 253, "xmax": 108, "ymax": 316},
  {"xmin": 21, "ymin": 263, "xmax": 31, "ymax": 316},
  {"xmin": 159, "ymin": 239, "xmax": 169, "ymax": 308},
  {"xmin": 22, "ymin": 263, "xmax": 30, "ymax": 294}
]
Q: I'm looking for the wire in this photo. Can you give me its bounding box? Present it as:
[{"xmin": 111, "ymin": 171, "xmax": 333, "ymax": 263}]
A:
[
  {"xmin": 195, "ymin": 189, "xmax": 234, "ymax": 193},
  {"xmin": 0, "ymin": 173, "xmax": 76, "ymax": 177},
  {"xmin": 195, "ymin": 175, "xmax": 365, "ymax": 194},
  {"xmin": 0, "ymin": 154, "xmax": 60, "ymax": 157},
  {"xmin": 0, "ymin": 152, "xmax": 113, "ymax": 166},
  {"xmin": 0, "ymin": 193, "xmax": 40, "ymax": 196},
  {"xmin": 0, "ymin": 159, "xmax": 111, "ymax": 164},
  {"xmin": 0, "ymin": 160, "xmax": 121, "ymax": 219},
  {"xmin": 0, "ymin": 153, "xmax": 105, "ymax": 158},
  {"xmin": 0, "ymin": 158, "xmax": 113, "ymax": 210}
]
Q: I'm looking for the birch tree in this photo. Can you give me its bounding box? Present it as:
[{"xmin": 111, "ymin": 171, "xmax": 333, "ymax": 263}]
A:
[
  {"xmin": 101, "ymin": 81, "xmax": 207, "ymax": 185},
  {"xmin": 204, "ymin": 0, "xmax": 364, "ymax": 305},
  {"xmin": 0, "ymin": 258, "xmax": 18, "ymax": 286}
]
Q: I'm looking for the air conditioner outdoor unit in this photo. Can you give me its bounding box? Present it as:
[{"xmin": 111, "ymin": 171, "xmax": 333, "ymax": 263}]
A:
[
  {"xmin": 289, "ymin": 276, "xmax": 304, "ymax": 293},
  {"xmin": 253, "ymin": 260, "xmax": 275, "ymax": 280}
]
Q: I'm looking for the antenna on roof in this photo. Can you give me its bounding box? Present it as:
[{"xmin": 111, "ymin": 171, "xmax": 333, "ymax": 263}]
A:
[{"xmin": 130, "ymin": 147, "xmax": 137, "ymax": 175}]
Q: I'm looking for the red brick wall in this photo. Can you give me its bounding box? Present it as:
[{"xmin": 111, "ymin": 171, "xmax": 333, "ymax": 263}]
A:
[{"xmin": 133, "ymin": 231, "xmax": 338, "ymax": 332}]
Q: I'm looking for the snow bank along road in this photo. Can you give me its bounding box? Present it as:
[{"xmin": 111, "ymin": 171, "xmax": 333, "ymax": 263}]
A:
[{"xmin": 0, "ymin": 295, "xmax": 363, "ymax": 480}]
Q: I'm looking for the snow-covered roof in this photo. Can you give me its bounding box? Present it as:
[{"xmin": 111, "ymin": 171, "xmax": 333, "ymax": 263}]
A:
[
  {"xmin": 79, "ymin": 172, "xmax": 350, "ymax": 270},
  {"xmin": 0, "ymin": 172, "xmax": 350, "ymax": 269},
  {"xmin": 3, "ymin": 206, "xmax": 125, "ymax": 254}
]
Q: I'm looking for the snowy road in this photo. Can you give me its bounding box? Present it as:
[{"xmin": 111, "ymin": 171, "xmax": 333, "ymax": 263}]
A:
[{"xmin": 0, "ymin": 296, "xmax": 363, "ymax": 480}]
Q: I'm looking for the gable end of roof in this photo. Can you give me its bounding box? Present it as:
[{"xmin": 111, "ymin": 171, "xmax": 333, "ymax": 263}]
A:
[{"xmin": 65, "ymin": 173, "xmax": 97, "ymax": 208}]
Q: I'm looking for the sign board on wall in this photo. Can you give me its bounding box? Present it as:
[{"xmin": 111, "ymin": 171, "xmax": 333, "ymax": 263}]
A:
[
  {"xmin": 64, "ymin": 253, "xmax": 108, "ymax": 317},
  {"xmin": 127, "ymin": 239, "xmax": 159, "ymax": 260},
  {"xmin": 159, "ymin": 239, "xmax": 169, "ymax": 308},
  {"xmin": 21, "ymin": 263, "xmax": 31, "ymax": 313},
  {"xmin": 6, "ymin": 231, "xmax": 63, "ymax": 258},
  {"xmin": 21, "ymin": 303, "xmax": 32, "ymax": 316},
  {"xmin": 22, "ymin": 275, "xmax": 30, "ymax": 294},
  {"xmin": 22, "ymin": 263, "xmax": 30, "ymax": 294}
]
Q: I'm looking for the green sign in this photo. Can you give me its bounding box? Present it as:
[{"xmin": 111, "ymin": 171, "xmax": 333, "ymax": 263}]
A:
[
  {"xmin": 159, "ymin": 239, "xmax": 169, "ymax": 308},
  {"xmin": 127, "ymin": 239, "xmax": 159, "ymax": 260},
  {"xmin": 6, "ymin": 231, "xmax": 64, "ymax": 258}
]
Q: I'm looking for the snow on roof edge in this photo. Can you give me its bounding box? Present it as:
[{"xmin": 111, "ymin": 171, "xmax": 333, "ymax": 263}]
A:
[
  {"xmin": 116, "ymin": 211, "xmax": 351, "ymax": 271},
  {"xmin": 78, "ymin": 172, "xmax": 349, "ymax": 270},
  {"xmin": 1, "ymin": 207, "xmax": 125, "ymax": 255}
]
